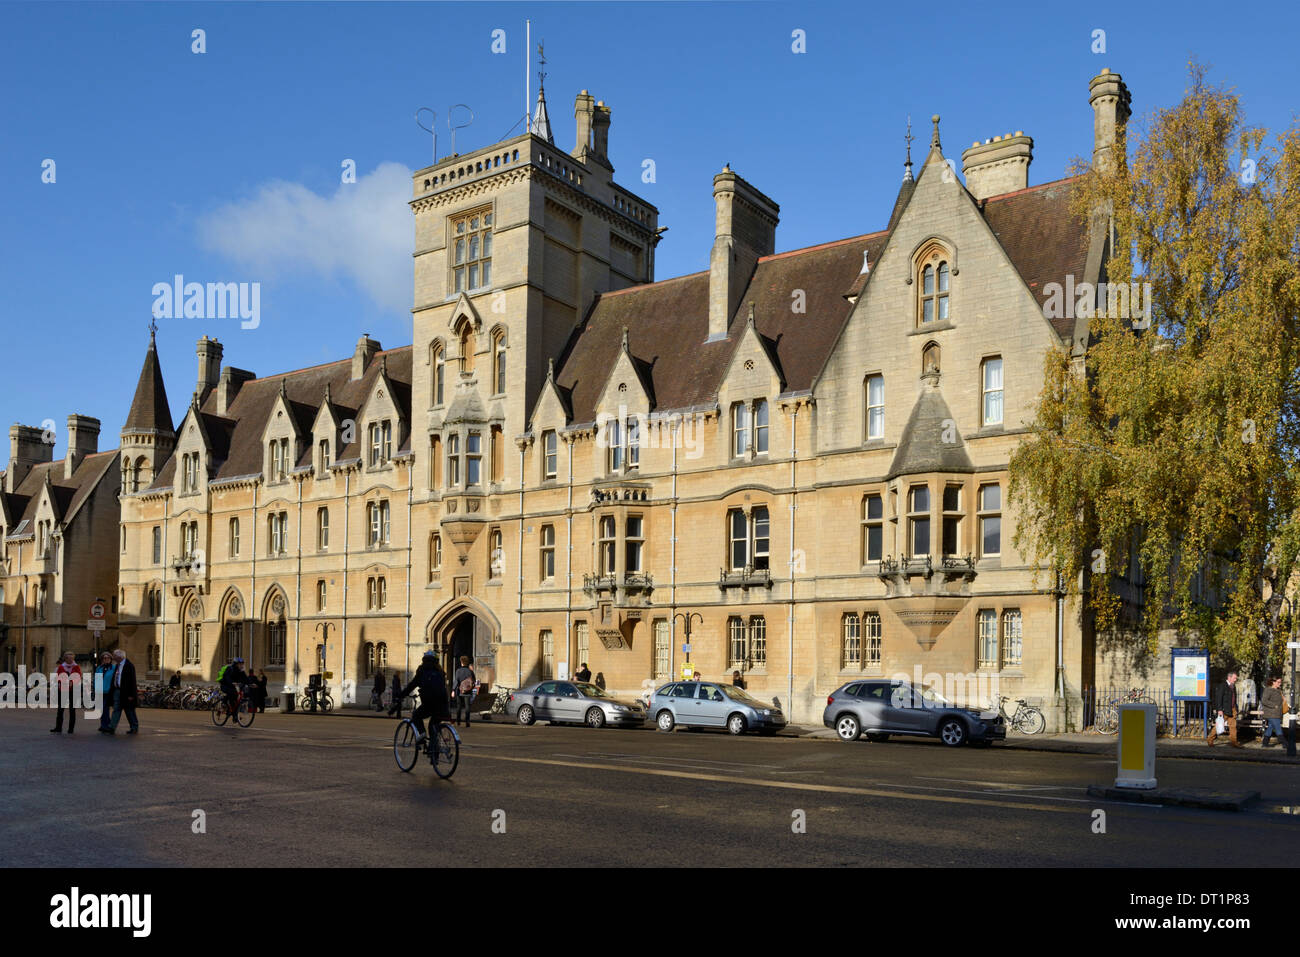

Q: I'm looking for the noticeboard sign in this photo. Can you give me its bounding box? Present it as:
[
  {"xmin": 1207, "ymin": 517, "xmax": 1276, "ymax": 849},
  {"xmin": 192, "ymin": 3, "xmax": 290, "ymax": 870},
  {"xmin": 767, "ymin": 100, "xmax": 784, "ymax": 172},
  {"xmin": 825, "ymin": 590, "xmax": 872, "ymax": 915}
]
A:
[{"xmin": 1171, "ymin": 648, "xmax": 1209, "ymax": 701}]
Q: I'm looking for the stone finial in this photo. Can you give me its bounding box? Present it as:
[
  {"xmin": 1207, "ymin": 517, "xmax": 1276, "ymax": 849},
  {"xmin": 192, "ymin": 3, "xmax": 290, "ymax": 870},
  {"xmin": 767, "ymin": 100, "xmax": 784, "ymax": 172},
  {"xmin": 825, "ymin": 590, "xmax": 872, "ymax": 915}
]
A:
[
  {"xmin": 930, "ymin": 114, "xmax": 941, "ymax": 149},
  {"xmin": 747, "ymin": 301, "xmax": 756, "ymax": 326},
  {"xmin": 621, "ymin": 326, "xmax": 629, "ymax": 350},
  {"xmin": 324, "ymin": 383, "xmax": 332, "ymax": 403},
  {"xmin": 547, "ymin": 357, "xmax": 555, "ymax": 381},
  {"xmin": 279, "ymin": 378, "xmax": 287, "ymax": 398}
]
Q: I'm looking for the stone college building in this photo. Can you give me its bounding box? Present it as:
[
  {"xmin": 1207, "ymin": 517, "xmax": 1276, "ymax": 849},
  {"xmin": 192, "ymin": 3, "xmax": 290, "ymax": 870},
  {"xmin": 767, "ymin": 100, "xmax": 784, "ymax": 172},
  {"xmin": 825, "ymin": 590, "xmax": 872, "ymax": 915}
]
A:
[{"xmin": 100, "ymin": 69, "xmax": 1134, "ymax": 725}]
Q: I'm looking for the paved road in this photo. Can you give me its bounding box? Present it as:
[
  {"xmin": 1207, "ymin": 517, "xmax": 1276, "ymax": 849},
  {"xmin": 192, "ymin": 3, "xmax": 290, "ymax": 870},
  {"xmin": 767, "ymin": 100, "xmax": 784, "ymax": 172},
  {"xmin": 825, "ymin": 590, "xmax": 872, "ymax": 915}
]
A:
[{"xmin": 4, "ymin": 708, "xmax": 1298, "ymax": 867}]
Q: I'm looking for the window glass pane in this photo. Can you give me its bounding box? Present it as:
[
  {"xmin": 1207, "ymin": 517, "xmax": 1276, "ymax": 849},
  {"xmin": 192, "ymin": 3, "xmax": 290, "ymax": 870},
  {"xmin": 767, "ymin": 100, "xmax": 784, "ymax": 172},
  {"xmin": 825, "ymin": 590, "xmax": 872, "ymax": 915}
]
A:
[
  {"xmin": 984, "ymin": 358, "xmax": 1002, "ymax": 391},
  {"xmin": 455, "ymin": 238, "xmax": 464, "ymax": 264},
  {"xmin": 943, "ymin": 486, "xmax": 960, "ymax": 512},
  {"xmin": 468, "ymin": 264, "xmax": 478, "ymax": 288},
  {"xmin": 923, "ymin": 299, "xmax": 934, "ymax": 323},
  {"xmin": 938, "ymin": 295, "xmax": 949, "ymax": 320},
  {"xmin": 985, "ymin": 391, "xmax": 1003, "ymax": 424},
  {"xmin": 481, "ymin": 261, "xmax": 490, "ymax": 286},
  {"xmin": 483, "ymin": 232, "xmax": 492, "ymax": 256},
  {"xmin": 867, "ymin": 524, "xmax": 882, "ymax": 561},
  {"xmin": 938, "ymin": 262, "xmax": 949, "ymax": 292},
  {"xmin": 469, "ymin": 235, "xmax": 479, "ymax": 261},
  {"xmin": 454, "ymin": 268, "xmax": 464, "ymax": 292},
  {"xmin": 982, "ymin": 516, "xmax": 1001, "ymax": 555},
  {"xmin": 866, "ymin": 494, "xmax": 883, "ymax": 520},
  {"xmin": 912, "ymin": 518, "xmax": 930, "ymax": 555},
  {"xmin": 923, "ymin": 265, "xmax": 934, "ymax": 295},
  {"xmin": 980, "ymin": 484, "xmax": 1001, "ymax": 511},
  {"xmin": 868, "ymin": 407, "xmax": 884, "ymax": 439},
  {"xmin": 868, "ymin": 376, "xmax": 883, "ymax": 406},
  {"xmin": 911, "ymin": 486, "xmax": 929, "ymax": 512}
]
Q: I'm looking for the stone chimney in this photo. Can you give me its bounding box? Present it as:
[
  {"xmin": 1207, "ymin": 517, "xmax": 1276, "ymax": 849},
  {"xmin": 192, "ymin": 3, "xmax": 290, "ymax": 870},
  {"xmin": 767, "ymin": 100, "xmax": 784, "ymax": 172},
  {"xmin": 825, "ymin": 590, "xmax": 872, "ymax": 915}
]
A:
[
  {"xmin": 708, "ymin": 167, "xmax": 779, "ymax": 341},
  {"xmin": 216, "ymin": 366, "xmax": 256, "ymax": 416},
  {"xmin": 591, "ymin": 100, "xmax": 612, "ymax": 167},
  {"xmin": 1090, "ymin": 68, "xmax": 1131, "ymax": 173},
  {"xmin": 65, "ymin": 415, "xmax": 100, "ymax": 479},
  {"xmin": 961, "ymin": 132, "xmax": 1033, "ymax": 201},
  {"xmin": 6, "ymin": 424, "xmax": 53, "ymax": 493},
  {"xmin": 573, "ymin": 91, "xmax": 595, "ymax": 160},
  {"xmin": 196, "ymin": 336, "xmax": 223, "ymax": 403},
  {"xmin": 352, "ymin": 335, "xmax": 382, "ymax": 380}
]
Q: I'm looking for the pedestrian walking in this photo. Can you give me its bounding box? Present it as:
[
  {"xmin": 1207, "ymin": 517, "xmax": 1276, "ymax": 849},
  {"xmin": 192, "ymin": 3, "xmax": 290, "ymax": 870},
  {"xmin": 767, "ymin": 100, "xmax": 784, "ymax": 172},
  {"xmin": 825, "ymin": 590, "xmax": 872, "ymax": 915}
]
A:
[
  {"xmin": 51, "ymin": 651, "xmax": 82, "ymax": 734},
  {"xmin": 251, "ymin": 671, "xmax": 268, "ymax": 713},
  {"xmin": 371, "ymin": 671, "xmax": 387, "ymax": 711},
  {"xmin": 1207, "ymin": 670, "xmax": 1242, "ymax": 748},
  {"xmin": 1260, "ymin": 676, "xmax": 1287, "ymax": 747},
  {"xmin": 452, "ymin": 656, "xmax": 476, "ymax": 727},
  {"xmin": 94, "ymin": 652, "xmax": 114, "ymax": 732},
  {"xmin": 103, "ymin": 649, "xmax": 140, "ymax": 735},
  {"xmin": 388, "ymin": 670, "xmax": 405, "ymax": 718}
]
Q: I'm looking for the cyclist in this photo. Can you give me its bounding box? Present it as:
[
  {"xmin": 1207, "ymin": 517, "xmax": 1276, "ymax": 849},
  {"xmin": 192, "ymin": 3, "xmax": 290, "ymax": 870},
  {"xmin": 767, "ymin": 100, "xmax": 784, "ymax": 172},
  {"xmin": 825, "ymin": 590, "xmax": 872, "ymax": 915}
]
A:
[
  {"xmin": 400, "ymin": 651, "xmax": 451, "ymax": 743},
  {"xmin": 218, "ymin": 657, "xmax": 248, "ymax": 720}
]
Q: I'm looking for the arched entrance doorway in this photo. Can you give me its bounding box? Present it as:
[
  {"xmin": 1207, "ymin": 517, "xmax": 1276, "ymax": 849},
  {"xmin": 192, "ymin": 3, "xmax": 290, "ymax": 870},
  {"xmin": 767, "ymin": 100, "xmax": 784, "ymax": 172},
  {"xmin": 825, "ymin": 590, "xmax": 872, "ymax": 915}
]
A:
[{"xmin": 425, "ymin": 598, "xmax": 500, "ymax": 691}]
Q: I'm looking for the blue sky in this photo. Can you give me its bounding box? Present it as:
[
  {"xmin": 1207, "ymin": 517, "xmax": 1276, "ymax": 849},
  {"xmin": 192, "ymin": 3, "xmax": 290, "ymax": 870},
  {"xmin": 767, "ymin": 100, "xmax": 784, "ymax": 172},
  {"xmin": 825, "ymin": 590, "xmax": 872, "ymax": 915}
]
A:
[{"xmin": 3, "ymin": 0, "xmax": 1298, "ymax": 461}]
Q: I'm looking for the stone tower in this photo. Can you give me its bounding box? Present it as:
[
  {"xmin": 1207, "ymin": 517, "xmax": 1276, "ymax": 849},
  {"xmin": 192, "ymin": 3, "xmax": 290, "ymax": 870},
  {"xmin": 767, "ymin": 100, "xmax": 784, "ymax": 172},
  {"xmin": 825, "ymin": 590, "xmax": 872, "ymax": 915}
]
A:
[
  {"xmin": 120, "ymin": 327, "xmax": 175, "ymax": 493},
  {"xmin": 408, "ymin": 85, "xmax": 661, "ymax": 490}
]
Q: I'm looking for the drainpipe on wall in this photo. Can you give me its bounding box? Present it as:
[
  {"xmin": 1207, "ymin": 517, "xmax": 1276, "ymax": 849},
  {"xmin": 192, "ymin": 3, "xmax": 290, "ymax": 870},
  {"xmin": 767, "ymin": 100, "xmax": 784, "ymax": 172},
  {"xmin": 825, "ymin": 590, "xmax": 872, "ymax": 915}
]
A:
[
  {"xmin": 788, "ymin": 404, "xmax": 798, "ymax": 719},
  {"xmin": 250, "ymin": 485, "xmax": 257, "ymax": 684},
  {"xmin": 294, "ymin": 476, "xmax": 303, "ymax": 700},
  {"xmin": 405, "ymin": 464, "xmax": 412, "ymax": 673},
  {"xmin": 669, "ymin": 421, "xmax": 679, "ymax": 680},
  {"xmin": 342, "ymin": 470, "xmax": 351, "ymax": 690},
  {"xmin": 1055, "ymin": 571, "xmax": 1065, "ymax": 700},
  {"xmin": 518, "ymin": 443, "xmax": 525, "ymax": 686},
  {"xmin": 161, "ymin": 496, "xmax": 169, "ymax": 673},
  {"xmin": 564, "ymin": 437, "xmax": 574, "ymax": 688}
]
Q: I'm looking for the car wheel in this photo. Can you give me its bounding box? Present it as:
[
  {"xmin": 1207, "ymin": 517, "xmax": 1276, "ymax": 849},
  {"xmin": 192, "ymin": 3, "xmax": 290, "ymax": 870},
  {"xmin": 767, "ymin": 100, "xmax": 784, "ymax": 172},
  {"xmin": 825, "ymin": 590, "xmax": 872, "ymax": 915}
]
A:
[
  {"xmin": 939, "ymin": 718, "xmax": 968, "ymax": 746},
  {"xmin": 727, "ymin": 713, "xmax": 747, "ymax": 735},
  {"xmin": 866, "ymin": 733, "xmax": 889, "ymax": 743},
  {"xmin": 517, "ymin": 704, "xmax": 535, "ymax": 726},
  {"xmin": 586, "ymin": 707, "xmax": 606, "ymax": 729},
  {"xmin": 656, "ymin": 710, "xmax": 675, "ymax": 732},
  {"xmin": 835, "ymin": 714, "xmax": 861, "ymax": 741}
]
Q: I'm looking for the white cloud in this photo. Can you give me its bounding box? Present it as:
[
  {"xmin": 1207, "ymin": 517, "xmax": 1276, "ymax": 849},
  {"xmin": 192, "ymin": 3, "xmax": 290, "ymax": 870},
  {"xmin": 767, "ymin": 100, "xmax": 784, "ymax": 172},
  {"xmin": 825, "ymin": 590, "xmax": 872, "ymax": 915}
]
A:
[{"xmin": 197, "ymin": 162, "xmax": 412, "ymax": 314}]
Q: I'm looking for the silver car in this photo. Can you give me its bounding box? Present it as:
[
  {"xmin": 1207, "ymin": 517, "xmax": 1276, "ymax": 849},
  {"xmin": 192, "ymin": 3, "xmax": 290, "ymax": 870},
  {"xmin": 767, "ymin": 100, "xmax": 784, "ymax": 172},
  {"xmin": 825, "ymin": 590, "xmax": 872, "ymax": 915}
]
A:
[
  {"xmin": 651, "ymin": 680, "xmax": 787, "ymax": 735},
  {"xmin": 508, "ymin": 680, "xmax": 647, "ymax": 728}
]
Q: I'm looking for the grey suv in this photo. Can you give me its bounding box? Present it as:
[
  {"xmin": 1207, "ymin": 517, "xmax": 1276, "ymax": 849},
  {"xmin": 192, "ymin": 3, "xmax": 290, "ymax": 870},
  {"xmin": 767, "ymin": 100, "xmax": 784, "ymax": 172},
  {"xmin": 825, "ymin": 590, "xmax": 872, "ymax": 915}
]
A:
[{"xmin": 823, "ymin": 679, "xmax": 1005, "ymax": 746}]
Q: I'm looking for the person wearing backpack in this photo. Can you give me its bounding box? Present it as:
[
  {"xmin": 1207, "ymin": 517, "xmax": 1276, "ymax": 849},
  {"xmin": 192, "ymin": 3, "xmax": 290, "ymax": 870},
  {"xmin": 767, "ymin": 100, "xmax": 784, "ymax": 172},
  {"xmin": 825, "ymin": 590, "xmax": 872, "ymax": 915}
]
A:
[{"xmin": 452, "ymin": 656, "xmax": 476, "ymax": 728}]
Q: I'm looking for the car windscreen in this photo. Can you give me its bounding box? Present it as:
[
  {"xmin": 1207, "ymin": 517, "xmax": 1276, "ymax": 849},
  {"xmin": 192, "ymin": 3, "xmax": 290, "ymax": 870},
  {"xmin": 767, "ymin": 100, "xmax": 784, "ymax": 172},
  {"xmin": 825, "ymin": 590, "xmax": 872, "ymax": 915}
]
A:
[
  {"xmin": 918, "ymin": 685, "xmax": 952, "ymax": 707},
  {"xmin": 721, "ymin": 684, "xmax": 756, "ymax": 702},
  {"xmin": 575, "ymin": 682, "xmax": 610, "ymax": 698}
]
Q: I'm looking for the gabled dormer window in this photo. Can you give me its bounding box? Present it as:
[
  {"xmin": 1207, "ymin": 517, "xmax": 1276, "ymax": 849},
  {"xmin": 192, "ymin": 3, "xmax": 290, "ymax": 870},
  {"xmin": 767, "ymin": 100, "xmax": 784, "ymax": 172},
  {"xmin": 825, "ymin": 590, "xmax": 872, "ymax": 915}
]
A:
[
  {"xmin": 181, "ymin": 451, "xmax": 201, "ymax": 492},
  {"xmin": 318, "ymin": 438, "xmax": 331, "ymax": 473},
  {"xmin": 731, "ymin": 400, "xmax": 769, "ymax": 458}
]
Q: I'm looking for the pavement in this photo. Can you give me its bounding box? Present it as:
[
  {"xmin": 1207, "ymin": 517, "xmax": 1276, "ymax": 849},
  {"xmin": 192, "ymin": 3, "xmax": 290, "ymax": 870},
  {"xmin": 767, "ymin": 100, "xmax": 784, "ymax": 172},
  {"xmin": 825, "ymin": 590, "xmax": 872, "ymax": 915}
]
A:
[{"xmin": 314, "ymin": 704, "xmax": 1300, "ymax": 764}]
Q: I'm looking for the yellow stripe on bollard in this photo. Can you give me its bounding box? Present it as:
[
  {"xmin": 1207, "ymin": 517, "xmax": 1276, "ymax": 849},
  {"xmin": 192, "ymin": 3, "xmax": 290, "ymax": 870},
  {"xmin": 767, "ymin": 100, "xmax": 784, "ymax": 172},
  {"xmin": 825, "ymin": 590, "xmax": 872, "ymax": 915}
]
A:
[
  {"xmin": 1120, "ymin": 709, "xmax": 1146, "ymax": 770},
  {"xmin": 1115, "ymin": 702, "xmax": 1157, "ymax": 789}
]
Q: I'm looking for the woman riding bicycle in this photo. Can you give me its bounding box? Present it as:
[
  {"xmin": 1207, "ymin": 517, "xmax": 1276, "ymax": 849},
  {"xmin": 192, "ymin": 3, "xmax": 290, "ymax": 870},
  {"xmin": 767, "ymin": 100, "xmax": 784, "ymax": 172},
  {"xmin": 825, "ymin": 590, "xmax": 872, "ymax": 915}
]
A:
[{"xmin": 400, "ymin": 651, "xmax": 452, "ymax": 742}]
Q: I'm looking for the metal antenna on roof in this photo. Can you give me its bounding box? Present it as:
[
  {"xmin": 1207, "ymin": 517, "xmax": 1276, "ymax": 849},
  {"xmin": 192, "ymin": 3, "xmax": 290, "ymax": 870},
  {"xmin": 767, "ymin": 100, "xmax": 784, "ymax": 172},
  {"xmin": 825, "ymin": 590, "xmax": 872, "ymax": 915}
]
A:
[
  {"xmin": 416, "ymin": 108, "xmax": 438, "ymax": 164},
  {"xmin": 448, "ymin": 104, "xmax": 474, "ymax": 157}
]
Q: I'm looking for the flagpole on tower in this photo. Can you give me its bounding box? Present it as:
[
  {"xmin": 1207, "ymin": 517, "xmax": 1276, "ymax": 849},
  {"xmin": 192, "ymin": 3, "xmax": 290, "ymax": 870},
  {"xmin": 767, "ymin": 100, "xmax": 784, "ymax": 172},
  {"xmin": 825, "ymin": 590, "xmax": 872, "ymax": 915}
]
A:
[{"xmin": 525, "ymin": 19, "xmax": 531, "ymax": 133}]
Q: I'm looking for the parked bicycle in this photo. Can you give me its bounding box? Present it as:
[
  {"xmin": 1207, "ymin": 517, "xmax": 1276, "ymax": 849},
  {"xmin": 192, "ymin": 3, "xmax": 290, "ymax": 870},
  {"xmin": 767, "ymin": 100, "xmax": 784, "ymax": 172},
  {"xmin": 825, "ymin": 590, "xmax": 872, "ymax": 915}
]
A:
[
  {"xmin": 489, "ymin": 685, "xmax": 514, "ymax": 716},
  {"xmin": 299, "ymin": 685, "xmax": 334, "ymax": 714},
  {"xmin": 1095, "ymin": 688, "xmax": 1167, "ymax": 735},
  {"xmin": 211, "ymin": 685, "xmax": 255, "ymax": 728},
  {"xmin": 993, "ymin": 694, "xmax": 1046, "ymax": 734},
  {"xmin": 393, "ymin": 717, "xmax": 460, "ymax": 779}
]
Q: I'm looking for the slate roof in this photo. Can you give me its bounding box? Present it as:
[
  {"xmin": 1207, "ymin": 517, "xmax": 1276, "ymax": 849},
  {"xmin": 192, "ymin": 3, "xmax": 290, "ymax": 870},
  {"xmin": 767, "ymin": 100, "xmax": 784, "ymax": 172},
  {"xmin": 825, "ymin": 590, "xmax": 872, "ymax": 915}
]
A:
[
  {"xmin": 554, "ymin": 175, "xmax": 1088, "ymax": 424},
  {"xmin": 123, "ymin": 332, "xmax": 175, "ymax": 436},
  {"xmin": 887, "ymin": 386, "xmax": 974, "ymax": 480},
  {"xmin": 150, "ymin": 348, "xmax": 412, "ymax": 489},
  {"xmin": 1, "ymin": 451, "xmax": 119, "ymax": 535}
]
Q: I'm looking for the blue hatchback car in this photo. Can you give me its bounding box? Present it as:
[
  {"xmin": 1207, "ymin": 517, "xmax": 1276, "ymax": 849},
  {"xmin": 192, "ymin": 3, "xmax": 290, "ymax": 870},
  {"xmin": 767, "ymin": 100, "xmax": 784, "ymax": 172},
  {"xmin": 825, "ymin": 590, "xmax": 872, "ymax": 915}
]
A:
[{"xmin": 651, "ymin": 680, "xmax": 787, "ymax": 735}]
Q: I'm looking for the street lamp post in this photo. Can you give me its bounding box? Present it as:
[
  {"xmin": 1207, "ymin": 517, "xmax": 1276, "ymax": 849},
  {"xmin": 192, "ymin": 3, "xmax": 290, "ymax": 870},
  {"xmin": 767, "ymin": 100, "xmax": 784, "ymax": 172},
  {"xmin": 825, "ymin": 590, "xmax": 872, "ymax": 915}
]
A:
[{"xmin": 674, "ymin": 612, "xmax": 703, "ymax": 677}]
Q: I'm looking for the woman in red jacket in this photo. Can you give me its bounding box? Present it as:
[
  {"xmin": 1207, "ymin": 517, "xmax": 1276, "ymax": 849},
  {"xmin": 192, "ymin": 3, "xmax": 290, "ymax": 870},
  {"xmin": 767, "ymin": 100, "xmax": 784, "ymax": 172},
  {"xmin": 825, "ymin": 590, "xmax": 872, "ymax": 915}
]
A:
[{"xmin": 51, "ymin": 651, "xmax": 82, "ymax": 734}]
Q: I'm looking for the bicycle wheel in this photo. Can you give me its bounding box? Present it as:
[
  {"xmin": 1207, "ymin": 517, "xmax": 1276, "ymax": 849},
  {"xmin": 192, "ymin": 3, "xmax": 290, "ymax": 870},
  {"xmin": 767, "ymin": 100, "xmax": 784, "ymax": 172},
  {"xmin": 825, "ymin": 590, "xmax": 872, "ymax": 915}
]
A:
[
  {"xmin": 394, "ymin": 720, "xmax": 420, "ymax": 772},
  {"xmin": 1096, "ymin": 704, "xmax": 1118, "ymax": 734},
  {"xmin": 236, "ymin": 698, "xmax": 255, "ymax": 727},
  {"xmin": 430, "ymin": 723, "xmax": 459, "ymax": 779},
  {"xmin": 300, "ymin": 694, "xmax": 313, "ymax": 712},
  {"xmin": 1017, "ymin": 708, "xmax": 1046, "ymax": 735},
  {"xmin": 211, "ymin": 703, "xmax": 229, "ymax": 727},
  {"xmin": 319, "ymin": 694, "xmax": 334, "ymax": 714}
]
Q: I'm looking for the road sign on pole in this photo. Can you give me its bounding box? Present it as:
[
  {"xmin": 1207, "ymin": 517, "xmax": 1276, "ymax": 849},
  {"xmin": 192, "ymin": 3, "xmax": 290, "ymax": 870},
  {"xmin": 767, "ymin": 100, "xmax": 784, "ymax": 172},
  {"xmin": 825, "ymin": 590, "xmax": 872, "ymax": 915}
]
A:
[{"xmin": 89, "ymin": 602, "xmax": 105, "ymax": 620}]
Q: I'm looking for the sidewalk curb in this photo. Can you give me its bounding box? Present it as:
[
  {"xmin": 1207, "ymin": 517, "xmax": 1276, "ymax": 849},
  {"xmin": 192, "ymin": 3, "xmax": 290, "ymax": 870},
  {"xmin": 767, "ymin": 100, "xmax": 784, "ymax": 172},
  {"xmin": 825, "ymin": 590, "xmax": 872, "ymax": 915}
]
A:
[{"xmin": 1085, "ymin": 784, "xmax": 1261, "ymax": 811}]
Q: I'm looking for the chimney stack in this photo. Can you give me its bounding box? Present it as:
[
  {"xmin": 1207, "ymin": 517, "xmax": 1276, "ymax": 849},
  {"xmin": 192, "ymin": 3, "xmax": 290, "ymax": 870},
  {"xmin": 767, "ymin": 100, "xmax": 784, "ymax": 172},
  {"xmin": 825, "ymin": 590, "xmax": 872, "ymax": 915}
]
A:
[
  {"xmin": 352, "ymin": 335, "xmax": 382, "ymax": 380},
  {"xmin": 65, "ymin": 414, "xmax": 100, "ymax": 479},
  {"xmin": 216, "ymin": 366, "xmax": 256, "ymax": 416},
  {"xmin": 1090, "ymin": 68, "xmax": 1131, "ymax": 173},
  {"xmin": 196, "ymin": 336, "xmax": 223, "ymax": 403},
  {"xmin": 573, "ymin": 91, "xmax": 595, "ymax": 160},
  {"xmin": 708, "ymin": 167, "xmax": 779, "ymax": 341},
  {"xmin": 961, "ymin": 132, "xmax": 1033, "ymax": 201},
  {"xmin": 591, "ymin": 100, "xmax": 612, "ymax": 167},
  {"xmin": 6, "ymin": 424, "xmax": 53, "ymax": 493}
]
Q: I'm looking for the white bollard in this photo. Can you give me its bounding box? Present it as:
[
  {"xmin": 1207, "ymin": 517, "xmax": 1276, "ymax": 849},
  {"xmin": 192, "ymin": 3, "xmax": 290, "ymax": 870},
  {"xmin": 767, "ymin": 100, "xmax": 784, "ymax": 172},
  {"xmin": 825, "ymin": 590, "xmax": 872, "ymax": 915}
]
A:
[{"xmin": 1115, "ymin": 702, "xmax": 1157, "ymax": 789}]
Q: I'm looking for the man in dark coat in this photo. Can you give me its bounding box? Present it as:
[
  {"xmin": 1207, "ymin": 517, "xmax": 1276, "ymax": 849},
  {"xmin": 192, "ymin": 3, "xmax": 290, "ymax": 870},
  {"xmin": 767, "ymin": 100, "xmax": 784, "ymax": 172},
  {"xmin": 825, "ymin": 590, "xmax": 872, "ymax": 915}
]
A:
[
  {"xmin": 104, "ymin": 650, "xmax": 140, "ymax": 735},
  {"xmin": 372, "ymin": 671, "xmax": 387, "ymax": 711},
  {"xmin": 402, "ymin": 652, "xmax": 451, "ymax": 741},
  {"xmin": 1207, "ymin": 671, "xmax": 1242, "ymax": 748}
]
